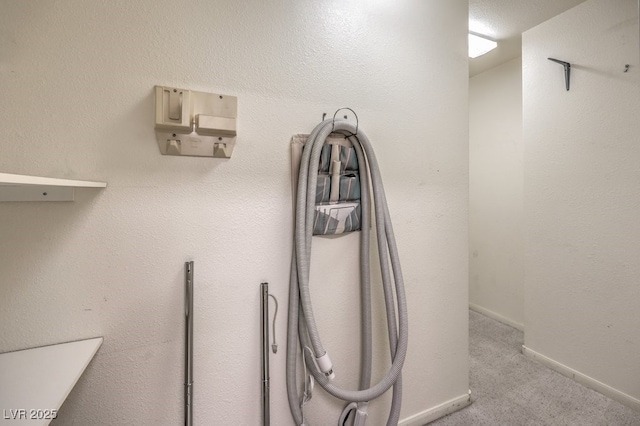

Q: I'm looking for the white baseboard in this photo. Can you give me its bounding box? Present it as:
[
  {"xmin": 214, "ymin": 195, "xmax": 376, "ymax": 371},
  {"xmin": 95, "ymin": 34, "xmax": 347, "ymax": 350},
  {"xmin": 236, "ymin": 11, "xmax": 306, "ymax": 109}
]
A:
[
  {"xmin": 469, "ymin": 303, "xmax": 524, "ymax": 331},
  {"xmin": 398, "ymin": 391, "xmax": 471, "ymax": 426},
  {"xmin": 522, "ymin": 346, "xmax": 640, "ymax": 412}
]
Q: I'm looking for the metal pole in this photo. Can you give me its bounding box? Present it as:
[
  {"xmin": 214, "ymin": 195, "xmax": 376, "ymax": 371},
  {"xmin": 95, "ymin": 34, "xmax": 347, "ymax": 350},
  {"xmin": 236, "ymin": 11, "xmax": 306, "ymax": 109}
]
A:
[
  {"xmin": 185, "ymin": 261, "xmax": 194, "ymax": 426},
  {"xmin": 261, "ymin": 282, "xmax": 270, "ymax": 426}
]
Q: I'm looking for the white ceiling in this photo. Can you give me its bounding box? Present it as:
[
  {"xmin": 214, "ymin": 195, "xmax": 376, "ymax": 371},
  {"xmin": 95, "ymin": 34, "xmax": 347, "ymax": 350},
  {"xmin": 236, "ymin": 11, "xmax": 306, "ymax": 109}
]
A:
[{"xmin": 469, "ymin": 0, "xmax": 588, "ymax": 76}]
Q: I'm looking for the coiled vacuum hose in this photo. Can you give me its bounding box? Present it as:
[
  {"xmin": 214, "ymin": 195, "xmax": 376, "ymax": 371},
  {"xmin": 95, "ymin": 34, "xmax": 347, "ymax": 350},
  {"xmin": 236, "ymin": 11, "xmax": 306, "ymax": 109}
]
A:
[{"xmin": 287, "ymin": 119, "xmax": 409, "ymax": 425}]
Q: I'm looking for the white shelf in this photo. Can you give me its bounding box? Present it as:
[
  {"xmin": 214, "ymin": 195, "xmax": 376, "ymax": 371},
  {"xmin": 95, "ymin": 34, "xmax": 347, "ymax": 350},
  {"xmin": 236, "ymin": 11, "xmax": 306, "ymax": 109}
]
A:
[
  {"xmin": 0, "ymin": 337, "xmax": 103, "ymax": 425},
  {"xmin": 0, "ymin": 173, "xmax": 107, "ymax": 202}
]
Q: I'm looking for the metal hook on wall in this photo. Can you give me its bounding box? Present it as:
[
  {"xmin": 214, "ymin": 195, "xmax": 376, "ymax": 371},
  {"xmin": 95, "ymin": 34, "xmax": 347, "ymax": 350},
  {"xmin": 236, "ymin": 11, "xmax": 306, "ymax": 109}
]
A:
[
  {"xmin": 548, "ymin": 58, "xmax": 572, "ymax": 91},
  {"xmin": 331, "ymin": 107, "xmax": 359, "ymax": 136}
]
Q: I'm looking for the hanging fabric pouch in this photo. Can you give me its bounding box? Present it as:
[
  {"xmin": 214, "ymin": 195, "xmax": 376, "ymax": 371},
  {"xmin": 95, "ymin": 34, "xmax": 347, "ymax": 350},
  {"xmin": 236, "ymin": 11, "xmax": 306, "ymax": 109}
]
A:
[{"xmin": 291, "ymin": 134, "xmax": 362, "ymax": 236}]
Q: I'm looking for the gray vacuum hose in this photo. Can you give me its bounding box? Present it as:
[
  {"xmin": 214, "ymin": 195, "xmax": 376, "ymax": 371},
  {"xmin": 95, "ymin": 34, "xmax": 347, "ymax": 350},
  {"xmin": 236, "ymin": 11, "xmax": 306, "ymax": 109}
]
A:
[{"xmin": 287, "ymin": 119, "xmax": 409, "ymax": 425}]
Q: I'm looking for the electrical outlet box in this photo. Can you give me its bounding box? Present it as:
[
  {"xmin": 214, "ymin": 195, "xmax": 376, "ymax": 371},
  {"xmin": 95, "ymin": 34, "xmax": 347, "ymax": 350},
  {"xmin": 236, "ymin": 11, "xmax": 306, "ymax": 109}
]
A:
[
  {"xmin": 154, "ymin": 86, "xmax": 238, "ymax": 158},
  {"xmin": 155, "ymin": 86, "xmax": 192, "ymax": 133}
]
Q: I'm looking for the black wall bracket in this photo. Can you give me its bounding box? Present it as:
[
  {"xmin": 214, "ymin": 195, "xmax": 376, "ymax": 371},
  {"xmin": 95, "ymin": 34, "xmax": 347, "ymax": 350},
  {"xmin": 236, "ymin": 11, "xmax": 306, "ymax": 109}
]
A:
[{"xmin": 548, "ymin": 58, "xmax": 572, "ymax": 91}]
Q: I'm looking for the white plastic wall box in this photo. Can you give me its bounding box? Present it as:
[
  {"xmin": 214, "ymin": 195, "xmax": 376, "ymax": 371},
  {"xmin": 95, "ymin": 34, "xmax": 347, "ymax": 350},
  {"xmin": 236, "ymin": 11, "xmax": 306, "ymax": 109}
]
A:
[{"xmin": 154, "ymin": 86, "xmax": 238, "ymax": 158}]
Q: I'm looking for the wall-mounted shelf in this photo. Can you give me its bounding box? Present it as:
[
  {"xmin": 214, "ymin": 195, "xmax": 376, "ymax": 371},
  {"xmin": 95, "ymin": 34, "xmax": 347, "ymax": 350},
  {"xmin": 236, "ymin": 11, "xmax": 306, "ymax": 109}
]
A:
[
  {"xmin": 0, "ymin": 173, "xmax": 107, "ymax": 202},
  {"xmin": 0, "ymin": 337, "xmax": 103, "ymax": 425}
]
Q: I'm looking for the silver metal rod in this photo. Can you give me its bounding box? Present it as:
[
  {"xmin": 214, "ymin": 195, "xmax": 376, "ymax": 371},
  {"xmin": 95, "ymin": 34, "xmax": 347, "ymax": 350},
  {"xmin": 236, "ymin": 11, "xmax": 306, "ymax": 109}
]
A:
[
  {"xmin": 261, "ymin": 282, "xmax": 270, "ymax": 426},
  {"xmin": 185, "ymin": 262, "xmax": 194, "ymax": 426}
]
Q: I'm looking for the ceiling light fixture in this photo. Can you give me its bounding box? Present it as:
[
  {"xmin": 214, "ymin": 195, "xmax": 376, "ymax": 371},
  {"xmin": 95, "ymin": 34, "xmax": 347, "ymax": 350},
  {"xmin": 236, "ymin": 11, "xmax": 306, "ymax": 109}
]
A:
[{"xmin": 468, "ymin": 33, "xmax": 497, "ymax": 58}]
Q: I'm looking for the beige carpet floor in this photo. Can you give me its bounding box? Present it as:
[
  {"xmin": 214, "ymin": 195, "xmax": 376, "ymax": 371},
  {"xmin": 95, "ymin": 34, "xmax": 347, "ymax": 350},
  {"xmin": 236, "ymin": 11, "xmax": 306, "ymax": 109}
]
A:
[{"xmin": 430, "ymin": 311, "xmax": 640, "ymax": 426}]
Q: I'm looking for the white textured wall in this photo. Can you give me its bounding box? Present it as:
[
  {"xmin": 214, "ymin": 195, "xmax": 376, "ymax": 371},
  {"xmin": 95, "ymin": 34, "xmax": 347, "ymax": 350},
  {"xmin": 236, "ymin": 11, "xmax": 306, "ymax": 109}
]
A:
[
  {"xmin": 0, "ymin": 1, "xmax": 469, "ymax": 424},
  {"xmin": 469, "ymin": 58, "xmax": 524, "ymax": 329},
  {"xmin": 523, "ymin": 0, "xmax": 640, "ymax": 404}
]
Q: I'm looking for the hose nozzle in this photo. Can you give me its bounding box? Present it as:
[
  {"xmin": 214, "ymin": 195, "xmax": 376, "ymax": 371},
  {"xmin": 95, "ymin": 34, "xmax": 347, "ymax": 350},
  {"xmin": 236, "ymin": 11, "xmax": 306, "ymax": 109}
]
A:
[{"xmin": 315, "ymin": 352, "xmax": 334, "ymax": 380}]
